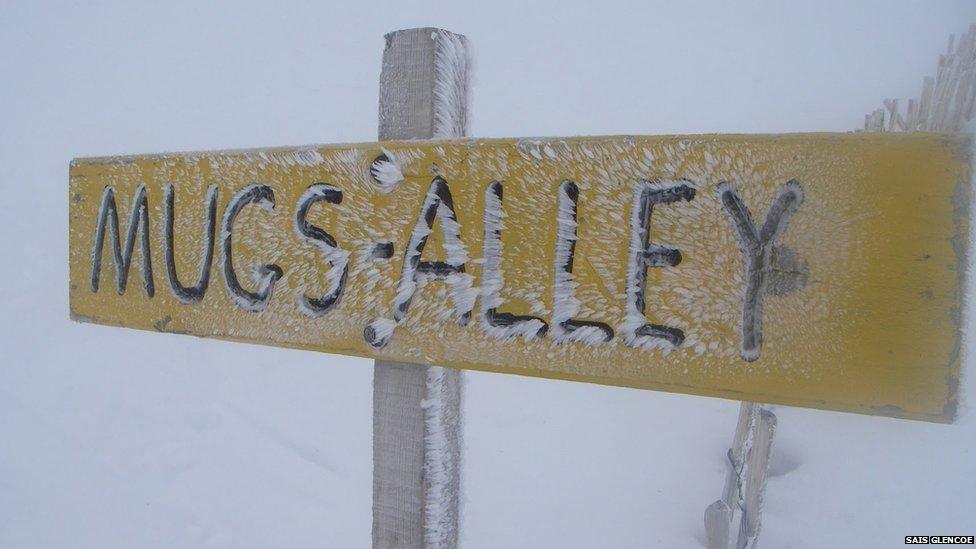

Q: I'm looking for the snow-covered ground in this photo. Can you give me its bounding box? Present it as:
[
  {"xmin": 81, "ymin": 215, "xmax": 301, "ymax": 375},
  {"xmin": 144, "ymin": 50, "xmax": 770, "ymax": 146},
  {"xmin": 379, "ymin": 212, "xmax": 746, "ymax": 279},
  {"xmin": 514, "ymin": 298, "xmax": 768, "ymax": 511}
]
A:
[{"xmin": 2, "ymin": 1, "xmax": 975, "ymax": 547}]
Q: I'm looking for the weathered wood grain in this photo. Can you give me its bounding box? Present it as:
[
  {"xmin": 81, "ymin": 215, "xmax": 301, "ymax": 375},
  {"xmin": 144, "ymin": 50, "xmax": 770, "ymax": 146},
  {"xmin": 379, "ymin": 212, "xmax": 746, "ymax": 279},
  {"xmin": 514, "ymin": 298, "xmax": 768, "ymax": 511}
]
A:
[{"xmin": 68, "ymin": 132, "xmax": 972, "ymax": 422}]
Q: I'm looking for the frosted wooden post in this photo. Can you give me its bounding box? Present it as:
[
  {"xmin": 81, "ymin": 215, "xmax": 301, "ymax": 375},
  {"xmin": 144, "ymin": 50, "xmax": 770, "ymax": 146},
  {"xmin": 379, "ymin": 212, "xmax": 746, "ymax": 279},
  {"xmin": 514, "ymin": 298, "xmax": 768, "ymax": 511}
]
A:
[
  {"xmin": 704, "ymin": 403, "xmax": 754, "ymax": 549},
  {"xmin": 705, "ymin": 403, "xmax": 776, "ymax": 549},
  {"xmin": 737, "ymin": 408, "xmax": 776, "ymax": 549},
  {"xmin": 373, "ymin": 28, "xmax": 468, "ymax": 549}
]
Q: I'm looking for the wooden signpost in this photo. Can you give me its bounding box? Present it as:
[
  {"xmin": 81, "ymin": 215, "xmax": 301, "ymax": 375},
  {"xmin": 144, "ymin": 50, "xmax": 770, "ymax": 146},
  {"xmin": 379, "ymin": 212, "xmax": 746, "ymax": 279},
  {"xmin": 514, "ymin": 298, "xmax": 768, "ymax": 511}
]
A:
[
  {"xmin": 70, "ymin": 133, "xmax": 970, "ymax": 422},
  {"xmin": 373, "ymin": 29, "xmax": 467, "ymax": 549},
  {"xmin": 68, "ymin": 26, "xmax": 974, "ymax": 549}
]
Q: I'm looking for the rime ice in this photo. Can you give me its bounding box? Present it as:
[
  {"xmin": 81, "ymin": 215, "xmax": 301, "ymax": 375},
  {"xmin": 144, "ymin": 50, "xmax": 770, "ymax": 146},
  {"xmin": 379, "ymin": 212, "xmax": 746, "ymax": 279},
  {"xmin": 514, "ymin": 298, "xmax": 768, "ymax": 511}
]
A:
[{"xmin": 73, "ymin": 134, "xmax": 968, "ymax": 420}]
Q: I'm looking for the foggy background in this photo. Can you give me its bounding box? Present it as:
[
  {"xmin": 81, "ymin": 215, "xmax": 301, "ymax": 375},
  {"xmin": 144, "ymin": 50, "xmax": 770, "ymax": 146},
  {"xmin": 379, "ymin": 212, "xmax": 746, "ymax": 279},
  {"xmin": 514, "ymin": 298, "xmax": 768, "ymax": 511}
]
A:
[{"xmin": 2, "ymin": 1, "xmax": 975, "ymax": 547}]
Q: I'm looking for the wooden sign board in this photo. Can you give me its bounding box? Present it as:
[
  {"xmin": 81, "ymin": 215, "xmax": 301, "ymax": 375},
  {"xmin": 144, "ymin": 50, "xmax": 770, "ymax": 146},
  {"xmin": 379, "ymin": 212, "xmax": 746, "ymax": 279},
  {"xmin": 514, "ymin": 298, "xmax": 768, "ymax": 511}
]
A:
[{"xmin": 69, "ymin": 134, "xmax": 971, "ymax": 422}]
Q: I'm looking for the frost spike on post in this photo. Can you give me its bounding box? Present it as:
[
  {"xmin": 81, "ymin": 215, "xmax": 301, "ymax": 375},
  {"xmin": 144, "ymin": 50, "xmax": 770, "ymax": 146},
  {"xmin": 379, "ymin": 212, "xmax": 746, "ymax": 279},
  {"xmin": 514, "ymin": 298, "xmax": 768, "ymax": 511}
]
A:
[
  {"xmin": 907, "ymin": 98, "xmax": 919, "ymax": 131},
  {"xmin": 884, "ymin": 99, "xmax": 904, "ymax": 131},
  {"xmin": 919, "ymin": 77, "xmax": 934, "ymax": 130},
  {"xmin": 373, "ymin": 27, "xmax": 467, "ymax": 549},
  {"xmin": 865, "ymin": 24, "xmax": 976, "ymax": 133}
]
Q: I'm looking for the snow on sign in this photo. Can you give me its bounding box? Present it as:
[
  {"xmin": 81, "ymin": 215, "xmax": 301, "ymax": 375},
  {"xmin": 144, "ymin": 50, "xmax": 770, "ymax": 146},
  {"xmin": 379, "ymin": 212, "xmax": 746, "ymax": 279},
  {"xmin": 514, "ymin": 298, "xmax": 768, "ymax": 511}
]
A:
[{"xmin": 69, "ymin": 133, "xmax": 970, "ymax": 422}]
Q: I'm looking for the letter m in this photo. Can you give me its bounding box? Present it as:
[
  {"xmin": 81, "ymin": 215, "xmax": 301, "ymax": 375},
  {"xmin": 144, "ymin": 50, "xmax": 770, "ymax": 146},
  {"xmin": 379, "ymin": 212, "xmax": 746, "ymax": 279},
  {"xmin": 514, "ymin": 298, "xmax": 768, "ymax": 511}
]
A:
[{"xmin": 91, "ymin": 185, "xmax": 155, "ymax": 297}]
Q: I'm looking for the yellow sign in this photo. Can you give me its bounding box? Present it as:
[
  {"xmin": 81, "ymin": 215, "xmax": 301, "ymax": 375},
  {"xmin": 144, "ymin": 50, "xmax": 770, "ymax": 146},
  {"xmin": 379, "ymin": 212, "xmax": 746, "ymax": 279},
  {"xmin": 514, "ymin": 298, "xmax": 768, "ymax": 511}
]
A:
[{"xmin": 69, "ymin": 134, "xmax": 970, "ymax": 422}]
